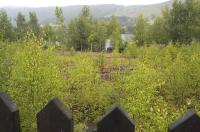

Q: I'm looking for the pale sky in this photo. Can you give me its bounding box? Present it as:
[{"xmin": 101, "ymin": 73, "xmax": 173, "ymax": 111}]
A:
[{"xmin": 0, "ymin": 0, "xmax": 169, "ymax": 7}]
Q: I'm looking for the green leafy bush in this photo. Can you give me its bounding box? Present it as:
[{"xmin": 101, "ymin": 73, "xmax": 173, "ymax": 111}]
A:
[
  {"xmin": 7, "ymin": 35, "xmax": 65, "ymax": 131},
  {"xmin": 161, "ymin": 43, "xmax": 200, "ymax": 105}
]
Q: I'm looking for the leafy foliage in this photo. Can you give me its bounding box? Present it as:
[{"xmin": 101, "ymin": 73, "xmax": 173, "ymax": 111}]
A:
[
  {"xmin": 0, "ymin": 10, "xmax": 15, "ymax": 41},
  {"xmin": 28, "ymin": 12, "xmax": 41, "ymax": 37},
  {"xmin": 15, "ymin": 12, "xmax": 27, "ymax": 40},
  {"xmin": 134, "ymin": 0, "xmax": 200, "ymax": 44},
  {"xmin": 7, "ymin": 34, "xmax": 65, "ymax": 131}
]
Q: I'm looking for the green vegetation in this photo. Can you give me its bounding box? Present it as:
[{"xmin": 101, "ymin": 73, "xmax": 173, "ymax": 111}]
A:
[
  {"xmin": 1, "ymin": 38, "xmax": 200, "ymax": 132},
  {"xmin": 134, "ymin": 0, "xmax": 200, "ymax": 44},
  {"xmin": 1, "ymin": 0, "xmax": 200, "ymax": 132}
]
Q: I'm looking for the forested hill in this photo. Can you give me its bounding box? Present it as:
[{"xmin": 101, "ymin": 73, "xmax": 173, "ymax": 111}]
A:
[{"xmin": 1, "ymin": 1, "xmax": 172, "ymax": 25}]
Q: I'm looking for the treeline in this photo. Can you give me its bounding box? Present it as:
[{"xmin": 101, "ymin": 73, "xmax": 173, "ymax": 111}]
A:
[
  {"xmin": 0, "ymin": 6, "xmax": 122, "ymax": 51},
  {"xmin": 134, "ymin": 0, "xmax": 200, "ymax": 45},
  {"xmin": 1, "ymin": 0, "xmax": 200, "ymax": 51}
]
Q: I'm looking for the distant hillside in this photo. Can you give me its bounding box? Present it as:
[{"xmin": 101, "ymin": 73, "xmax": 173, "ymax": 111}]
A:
[{"xmin": 1, "ymin": 1, "xmax": 172, "ymax": 25}]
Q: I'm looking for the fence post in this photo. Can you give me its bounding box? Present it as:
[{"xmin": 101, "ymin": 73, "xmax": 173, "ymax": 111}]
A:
[
  {"xmin": 37, "ymin": 97, "xmax": 73, "ymax": 132},
  {"xmin": 0, "ymin": 92, "xmax": 20, "ymax": 132},
  {"xmin": 168, "ymin": 109, "xmax": 200, "ymax": 132},
  {"xmin": 97, "ymin": 104, "xmax": 135, "ymax": 132}
]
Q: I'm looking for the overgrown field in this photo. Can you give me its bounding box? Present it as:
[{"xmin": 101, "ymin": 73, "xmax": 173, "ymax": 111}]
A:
[{"xmin": 1, "ymin": 38, "xmax": 200, "ymax": 132}]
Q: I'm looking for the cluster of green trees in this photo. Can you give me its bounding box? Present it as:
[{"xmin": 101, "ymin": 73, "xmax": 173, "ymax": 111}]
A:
[
  {"xmin": 64, "ymin": 6, "xmax": 122, "ymax": 51},
  {"xmin": 2, "ymin": 0, "xmax": 200, "ymax": 51},
  {"xmin": 0, "ymin": 7, "xmax": 65, "ymax": 42},
  {"xmin": 134, "ymin": 0, "xmax": 200, "ymax": 45},
  {"xmin": 0, "ymin": 11, "xmax": 41, "ymax": 41},
  {"xmin": 0, "ymin": 6, "xmax": 122, "ymax": 51}
]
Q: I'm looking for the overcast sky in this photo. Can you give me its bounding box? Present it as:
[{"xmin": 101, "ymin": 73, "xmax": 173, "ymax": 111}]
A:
[{"xmin": 0, "ymin": 0, "xmax": 169, "ymax": 7}]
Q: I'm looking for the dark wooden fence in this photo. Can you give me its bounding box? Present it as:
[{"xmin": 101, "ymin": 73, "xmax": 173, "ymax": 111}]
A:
[{"xmin": 1, "ymin": 92, "xmax": 200, "ymax": 132}]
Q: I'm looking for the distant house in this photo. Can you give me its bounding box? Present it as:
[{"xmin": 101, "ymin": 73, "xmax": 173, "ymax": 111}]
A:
[
  {"xmin": 121, "ymin": 34, "xmax": 134, "ymax": 42},
  {"xmin": 105, "ymin": 34, "xmax": 133, "ymax": 51}
]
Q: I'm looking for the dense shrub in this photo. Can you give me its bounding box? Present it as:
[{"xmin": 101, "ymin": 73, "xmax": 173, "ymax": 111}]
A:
[
  {"xmin": 64, "ymin": 54, "xmax": 115, "ymax": 123},
  {"xmin": 7, "ymin": 36, "xmax": 65, "ymax": 131},
  {"xmin": 161, "ymin": 43, "xmax": 200, "ymax": 105}
]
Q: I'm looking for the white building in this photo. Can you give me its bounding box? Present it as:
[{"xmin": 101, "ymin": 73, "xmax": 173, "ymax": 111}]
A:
[
  {"xmin": 105, "ymin": 34, "xmax": 133, "ymax": 51},
  {"xmin": 105, "ymin": 39, "xmax": 112, "ymax": 51}
]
